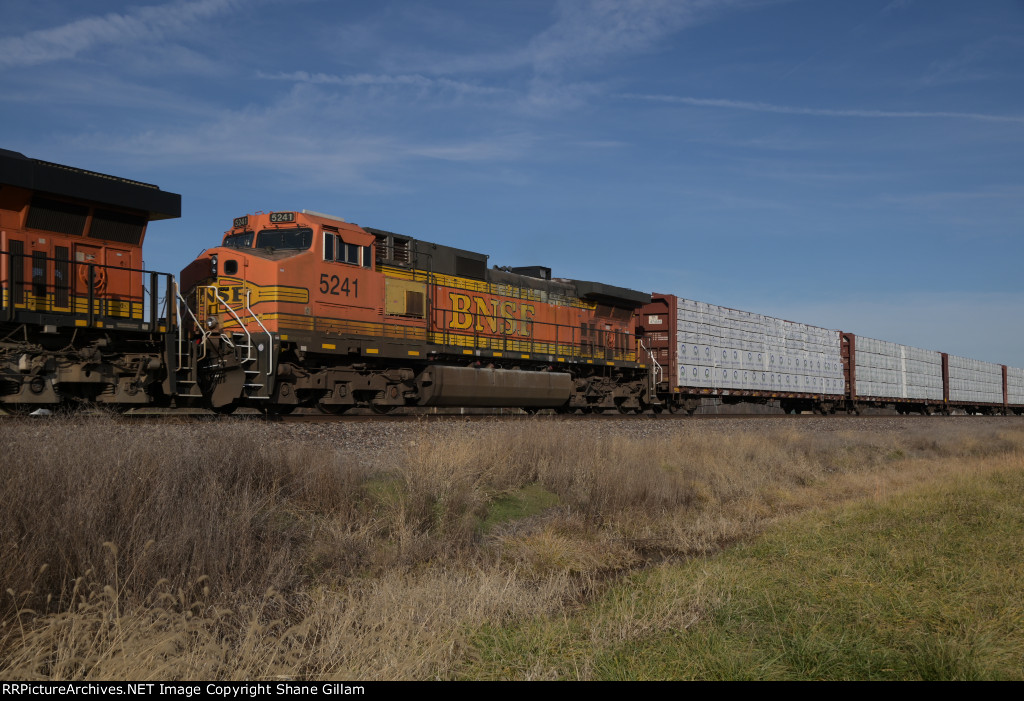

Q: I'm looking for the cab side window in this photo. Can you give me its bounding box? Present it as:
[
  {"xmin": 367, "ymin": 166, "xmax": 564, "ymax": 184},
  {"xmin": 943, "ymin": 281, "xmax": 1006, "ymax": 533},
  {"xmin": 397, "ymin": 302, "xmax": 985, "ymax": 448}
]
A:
[
  {"xmin": 324, "ymin": 233, "xmax": 371, "ymax": 267},
  {"xmin": 324, "ymin": 232, "xmax": 336, "ymax": 261}
]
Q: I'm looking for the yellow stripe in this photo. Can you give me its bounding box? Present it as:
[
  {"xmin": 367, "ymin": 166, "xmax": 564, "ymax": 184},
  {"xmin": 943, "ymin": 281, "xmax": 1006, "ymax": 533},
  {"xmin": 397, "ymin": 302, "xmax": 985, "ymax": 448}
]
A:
[
  {"xmin": 260, "ymin": 314, "xmax": 638, "ymax": 364},
  {"xmin": 213, "ymin": 277, "xmax": 309, "ymax": 304},
  {"xmin": 408, "ymin": 350, "xmax": 420, "ymax": 356},
  {"xmin": 366, "ymin": 348, "xmax": 379, "ymax": 354},
  {"xmin": 322, "ymin": 343, "xmax": 336, "ymax": 350},
  {"xmin": 380, "ymin": 265, "xmax": 597, "ymax": 311}
]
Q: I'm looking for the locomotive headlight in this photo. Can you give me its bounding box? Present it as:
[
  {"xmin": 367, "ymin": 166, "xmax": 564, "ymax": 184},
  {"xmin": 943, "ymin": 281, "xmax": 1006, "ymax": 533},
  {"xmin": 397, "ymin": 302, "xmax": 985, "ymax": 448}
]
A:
[
  {"xmin": 210, "ymin": 254, "xmax": 219, "ymax": 277},
  {"xmin": 205, "ymin": 315, "xmax": 219, "ymax": 330}
]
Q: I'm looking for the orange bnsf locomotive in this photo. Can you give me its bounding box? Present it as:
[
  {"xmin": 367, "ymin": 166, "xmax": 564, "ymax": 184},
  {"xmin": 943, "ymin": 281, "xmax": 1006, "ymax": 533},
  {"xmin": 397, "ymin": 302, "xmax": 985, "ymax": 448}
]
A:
[
  {"xmin": 0, "ymin": 149, "xmax": 180, "ymax": 410},
  {"xmin": 178, "ymin": 209, "xmax": 653, "ymax": 414}
]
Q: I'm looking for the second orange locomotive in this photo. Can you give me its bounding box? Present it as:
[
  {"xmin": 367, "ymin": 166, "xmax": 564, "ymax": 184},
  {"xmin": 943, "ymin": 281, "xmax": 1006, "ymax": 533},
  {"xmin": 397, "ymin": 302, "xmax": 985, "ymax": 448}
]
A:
[{"xmin": 179, "ymin": 209, "xmax": 652, "ymax": 414}]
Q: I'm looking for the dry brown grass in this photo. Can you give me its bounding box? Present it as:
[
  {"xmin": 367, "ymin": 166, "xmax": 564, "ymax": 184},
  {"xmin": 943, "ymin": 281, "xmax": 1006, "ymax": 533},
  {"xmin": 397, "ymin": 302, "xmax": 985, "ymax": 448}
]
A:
[{"xmin": 1, "ymin": 415, "xmax": 1022, "ymax": 679}]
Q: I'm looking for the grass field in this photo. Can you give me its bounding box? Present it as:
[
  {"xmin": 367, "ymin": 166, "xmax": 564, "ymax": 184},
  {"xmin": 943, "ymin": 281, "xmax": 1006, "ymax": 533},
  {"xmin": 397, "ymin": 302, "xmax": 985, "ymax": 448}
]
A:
[{"xmin": 0, "ymin": 415, "xmax": 1021, "ymax": 680}]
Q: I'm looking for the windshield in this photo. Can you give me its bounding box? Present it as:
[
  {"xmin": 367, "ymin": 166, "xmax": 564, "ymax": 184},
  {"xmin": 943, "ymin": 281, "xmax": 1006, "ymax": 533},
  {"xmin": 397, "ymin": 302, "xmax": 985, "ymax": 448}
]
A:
[
  {"xmin": 255, "ymin": 227, "xmax": 313, "ymax": 251},
  {"xmin": 223, "ymin": 231, "xmax": 254, "ymax": 249}
]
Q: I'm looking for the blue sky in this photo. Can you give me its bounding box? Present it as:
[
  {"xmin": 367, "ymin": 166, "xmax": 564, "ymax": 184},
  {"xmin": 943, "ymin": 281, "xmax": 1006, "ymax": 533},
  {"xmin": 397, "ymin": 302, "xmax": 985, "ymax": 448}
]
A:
[{"xmin": 3, "ymin": 0, "xmax": 1023, "ymax": 366}]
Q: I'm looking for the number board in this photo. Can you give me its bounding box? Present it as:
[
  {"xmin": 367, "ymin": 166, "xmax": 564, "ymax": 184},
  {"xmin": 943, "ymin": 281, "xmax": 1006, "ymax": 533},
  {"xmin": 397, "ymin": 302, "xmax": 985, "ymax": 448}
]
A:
[
  {"xmin": 269, "ymin": 211, "xmax": 295, "ymax": 223},
  {"xmin": 232, "ymin": 215, "xmax": 248, "ymax": 228}
]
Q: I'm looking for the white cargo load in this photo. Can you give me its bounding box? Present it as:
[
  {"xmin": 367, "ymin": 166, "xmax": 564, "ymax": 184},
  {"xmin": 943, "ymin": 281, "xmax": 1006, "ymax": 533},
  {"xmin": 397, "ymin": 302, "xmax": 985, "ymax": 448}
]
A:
[
  {"xmin": 1007, "ymin": 366, "xmax": 1024, "ymax": 405},
  {"xmin": 675, "ymin": 300, "xmax": 842, "ymax": 394},
  {"xmin": 852, "ymin": 336, "xmax": 942, "ymax": 401},
  {"xmin": 947, "ymin": 355, "xmax": 1003, "ymax": 404}
]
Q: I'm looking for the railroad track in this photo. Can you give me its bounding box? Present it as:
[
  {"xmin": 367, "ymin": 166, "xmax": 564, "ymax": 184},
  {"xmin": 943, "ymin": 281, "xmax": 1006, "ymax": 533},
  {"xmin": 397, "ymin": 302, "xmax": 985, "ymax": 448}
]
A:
[{"xmin": 4, "ymin": 407, "xmax": 1018, "ymax": 422}]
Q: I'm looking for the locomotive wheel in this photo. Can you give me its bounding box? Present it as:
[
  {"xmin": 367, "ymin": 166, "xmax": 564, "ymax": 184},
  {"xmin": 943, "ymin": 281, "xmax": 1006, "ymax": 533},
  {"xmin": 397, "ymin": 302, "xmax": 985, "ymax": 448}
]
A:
[
  {"xmin": 317, "ymin": 401, "xmax": 350, "ymax": 415},
  {"xmin": 369, "ymin": 402, "xmax": 396, "ymax": 415},
  {"xmin": 210, "ymin": 402, "xmax": 237, "ymax": 416},
  {"xmin": 263, "ymin": 404, "xmax": 297, "ymax": 416}
]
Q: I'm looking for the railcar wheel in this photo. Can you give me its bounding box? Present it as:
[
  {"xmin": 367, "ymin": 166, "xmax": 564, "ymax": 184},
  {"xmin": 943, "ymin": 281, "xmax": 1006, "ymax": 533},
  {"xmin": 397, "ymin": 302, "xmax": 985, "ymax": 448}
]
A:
[
  {"xmin": 263, "ymin": 404, "xmax": 297, "ymax": 416},
  {"xmin": 210, "ymin": 402, "xmax": 238, "ymax": 416}
]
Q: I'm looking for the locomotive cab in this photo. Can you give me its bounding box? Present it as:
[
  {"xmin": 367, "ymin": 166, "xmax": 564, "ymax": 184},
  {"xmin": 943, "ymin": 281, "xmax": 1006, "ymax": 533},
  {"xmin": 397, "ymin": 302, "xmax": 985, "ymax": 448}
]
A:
[
  {"xmin": 180, "ymin": 209, "xmax": 653, "ymax": 414},
  {"xmin": 180, "ymin": 210, "xmax": 379, "ymax": 335}
]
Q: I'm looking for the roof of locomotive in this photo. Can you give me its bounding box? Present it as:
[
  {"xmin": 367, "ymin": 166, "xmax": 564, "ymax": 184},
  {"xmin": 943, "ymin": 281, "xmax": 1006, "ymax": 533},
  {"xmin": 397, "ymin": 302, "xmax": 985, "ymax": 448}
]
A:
[
  {"xmin": 0, "ymin": 149, "xmax": 181, "ymax": 220},
  {"xmin": 366, "ymin": 225, "xmax": 650, "ymax": 308}
]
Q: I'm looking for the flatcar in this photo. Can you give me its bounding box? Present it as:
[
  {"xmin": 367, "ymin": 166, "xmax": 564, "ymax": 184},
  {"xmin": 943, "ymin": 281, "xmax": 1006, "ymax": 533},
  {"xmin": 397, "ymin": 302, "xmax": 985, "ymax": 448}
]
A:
[
  {"xmin": 0, "ymin": 149, "xmax": 180, "ymax": 410},
  {"xmin": 637, "ymin": 293, "xmax": 1024, "ymax": 415},
  {"xmin": 178, "ymin": 209, "xmax": 653, "ymax": 414}
]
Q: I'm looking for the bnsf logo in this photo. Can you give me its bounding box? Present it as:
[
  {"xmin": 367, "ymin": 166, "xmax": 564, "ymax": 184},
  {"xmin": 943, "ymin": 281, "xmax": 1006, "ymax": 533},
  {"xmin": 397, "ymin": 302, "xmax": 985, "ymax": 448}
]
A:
[
  {"xmin": 448, "ymin": 293, "xmax": 535, "ymax": 337},
  {"xmin": 208, "ymin": 286, "xmax": 247, "ymax": 304}
]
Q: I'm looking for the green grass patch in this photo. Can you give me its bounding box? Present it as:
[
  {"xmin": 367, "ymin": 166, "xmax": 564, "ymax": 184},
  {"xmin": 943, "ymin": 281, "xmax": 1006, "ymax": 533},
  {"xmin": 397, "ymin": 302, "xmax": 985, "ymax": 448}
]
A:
[
  {"xmin": 481, "ymin": 482, "xmax": 560, "ymax": 533},
  {"xmin": 461, "ymin": 467, "xmax": 1024, "ymax": 680}
]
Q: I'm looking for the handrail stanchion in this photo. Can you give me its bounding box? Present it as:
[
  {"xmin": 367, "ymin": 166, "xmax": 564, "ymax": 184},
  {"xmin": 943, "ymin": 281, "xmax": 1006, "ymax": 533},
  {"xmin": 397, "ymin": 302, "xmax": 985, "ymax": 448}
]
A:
[
  {"xmin": 246, "ymin": 288, "xmax": 274, "ymax": 377},
  {"xmin": 149, "ymin": 271, "xmax": 158, "ymax": 330}
]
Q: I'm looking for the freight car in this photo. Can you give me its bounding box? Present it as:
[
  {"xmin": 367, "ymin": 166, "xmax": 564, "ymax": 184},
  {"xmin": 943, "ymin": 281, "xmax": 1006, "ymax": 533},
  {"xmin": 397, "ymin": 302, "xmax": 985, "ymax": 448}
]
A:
[
  {"xmin": 0, "ymin": 149, "xmax": 180, "ymax": 411},
  {"xmin": 177, "ymin": 209, "xmax": 654, "ymax": 414},
  {"xmin": 638, "ymin": 293, "xmax": 1024, "ymax": 416}
]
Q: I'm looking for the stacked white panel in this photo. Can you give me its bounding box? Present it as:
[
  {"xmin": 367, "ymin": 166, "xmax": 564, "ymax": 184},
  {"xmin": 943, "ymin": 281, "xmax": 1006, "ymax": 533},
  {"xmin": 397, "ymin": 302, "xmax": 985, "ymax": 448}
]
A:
[
  {"xmin": 948, "ymin": 355, "xmax": 1003, "ymax": 404},
  {"xmin": 1007, "ymin": 366, "xmax": 1024, "ymax": 405},
  {"xmin": 853, "ymin": 337, "xmax": 942, "ymax": 400},
  {"xmin": 675, "ymin": 299, "xmax": 843, "ymax": 394}
]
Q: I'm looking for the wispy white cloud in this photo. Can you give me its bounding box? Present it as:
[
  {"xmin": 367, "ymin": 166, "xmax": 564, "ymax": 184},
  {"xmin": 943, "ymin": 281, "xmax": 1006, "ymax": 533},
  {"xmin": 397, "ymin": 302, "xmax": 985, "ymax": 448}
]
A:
[
  {"xmin": 882, "ymin": 185, "xmax": 1024, "ymax": 206},
  {"xmin": 880, "ymin": 0, "xmax": 915, "ymax": 16},
  {"xmin": 523, "ymin": 0, "xmax": 727, "ymax": 75},
  {"xmin": 0, "ymin": 0, "xmax": 247, "ymax": 69},
  {"xmin": 919, "ymin": 36, "xmax": 1023, "ymax": 87},
  {"xmin": 623, "ymin": 94, "xmax": 1024, "ymax": 124},
  {"xmin": 257, "ymin": 70, "xmax": 508, "ymax": 97},
  {"xmin": 2, "ymin": 69, "xmax": 221, "ymax": 116},
  {"xmin": 393, "ymin": 0, "xmax": 741, "ymax": 78},
  {"xmin": 69, "ymin": 83, "xmax": 534, "ymax": 188},
  {"xmin": 265, "ymin": 2, "xmax": 754, "ymax": 117}
]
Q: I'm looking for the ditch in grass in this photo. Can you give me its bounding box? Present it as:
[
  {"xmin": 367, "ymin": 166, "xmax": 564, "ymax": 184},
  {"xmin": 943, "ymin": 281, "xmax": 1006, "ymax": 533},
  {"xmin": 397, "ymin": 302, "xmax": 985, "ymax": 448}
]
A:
[{"xmin": 460, "ymin": 466, "xmax": 1024, "ymax": 680}]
